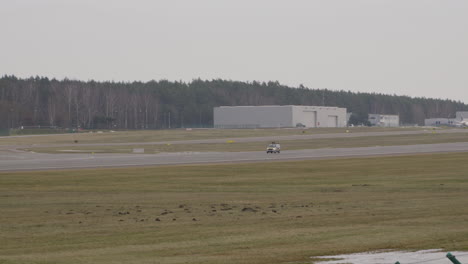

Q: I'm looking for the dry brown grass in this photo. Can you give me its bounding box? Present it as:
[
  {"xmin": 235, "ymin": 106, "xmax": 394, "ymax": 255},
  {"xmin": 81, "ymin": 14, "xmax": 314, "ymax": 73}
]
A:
[
  {"xmin": 24, "ymin": 130, "xmax": 468, "ymax": 154},
  {"xmin": 1, "ymin": 153, "xmax": 468, "ymax": 263},
  {"xmin": 0, "ymin": 127, "xmax": 428, "ymax": 146}
]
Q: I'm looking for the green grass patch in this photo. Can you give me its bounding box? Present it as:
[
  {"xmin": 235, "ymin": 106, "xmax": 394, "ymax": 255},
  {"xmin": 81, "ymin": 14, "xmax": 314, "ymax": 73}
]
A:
[
  {"xmin": 9, "ymin": 128, "xmax": 71, "ymax": 135},
  {"xmin": 1, "ymin": 153, "xmax": 468, "ymax": 263}
]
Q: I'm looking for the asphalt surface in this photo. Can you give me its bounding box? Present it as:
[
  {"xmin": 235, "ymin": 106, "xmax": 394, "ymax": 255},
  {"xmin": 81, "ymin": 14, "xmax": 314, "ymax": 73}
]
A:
[{"xmin": 2, "ymin": 141, "xmax": 468, "ymax": 172}]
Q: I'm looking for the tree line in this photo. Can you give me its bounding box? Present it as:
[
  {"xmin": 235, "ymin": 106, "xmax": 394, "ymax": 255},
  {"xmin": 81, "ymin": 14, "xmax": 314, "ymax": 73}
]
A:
[{"xmin": 0, "ymin": 75, "xmax": 467, "ymax": 129}]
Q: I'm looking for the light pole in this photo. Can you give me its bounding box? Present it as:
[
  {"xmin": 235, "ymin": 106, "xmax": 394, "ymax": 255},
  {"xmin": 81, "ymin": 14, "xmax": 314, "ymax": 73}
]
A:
[
  {"xmin": 9, "ymin": 108, "xmax": 13, "ymax": 129},
  {"xmin": 199, "ymin": 110, "xmax": 202, "ymax": 128},
  {"xmin": 168, "ymin": 112, "xmax": 171, "ymax": 129},
  {"xmin": 139, "ymin": 109, "xmax": 143, "ymax": 129},
  {"xmin": 34, "ymin": 108, "xmax": 38, "ymax": 126}
]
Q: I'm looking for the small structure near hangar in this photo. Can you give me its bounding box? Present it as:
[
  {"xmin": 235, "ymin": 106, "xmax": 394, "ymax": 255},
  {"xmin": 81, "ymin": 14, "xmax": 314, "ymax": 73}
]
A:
[
  {"xmin": 424, "ymin": 118, "xmax": 455, "ymax": 126},
  {"xmin": 425, "ymin": 111, "xmax": 468, "ymax": 126},
  {"xmin": 368, "ymin": 114, "xmax": 400, "ymax": 127}
]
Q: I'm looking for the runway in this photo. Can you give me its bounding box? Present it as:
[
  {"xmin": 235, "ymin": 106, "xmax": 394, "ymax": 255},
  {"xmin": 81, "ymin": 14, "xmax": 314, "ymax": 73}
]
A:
[{"xmin": 2, "ymin": 141, "xmax": 468, "ymax": 172}]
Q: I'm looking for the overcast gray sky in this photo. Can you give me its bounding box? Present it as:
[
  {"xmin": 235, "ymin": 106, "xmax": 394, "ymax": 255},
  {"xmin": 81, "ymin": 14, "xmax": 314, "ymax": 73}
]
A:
[{"xmin": 1, "ymin": 0, "xmax": 467, "ymax": 103}]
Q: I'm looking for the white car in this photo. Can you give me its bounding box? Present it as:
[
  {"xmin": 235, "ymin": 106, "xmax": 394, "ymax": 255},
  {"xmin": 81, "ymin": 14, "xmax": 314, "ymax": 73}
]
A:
[{"xmin": 266, "ymin": 143, "xmax": 281, "ymax": 154}]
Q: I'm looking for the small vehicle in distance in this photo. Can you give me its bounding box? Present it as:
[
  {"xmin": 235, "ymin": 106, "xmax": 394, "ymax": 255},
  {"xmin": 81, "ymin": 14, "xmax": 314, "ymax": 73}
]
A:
[
  {"xmin": 296, "ymin": 122, "xmax": 306, "ymax": 128},
  {"xmin": 266, "ymin": 142, "xmax": 281, "ymax": 153}
]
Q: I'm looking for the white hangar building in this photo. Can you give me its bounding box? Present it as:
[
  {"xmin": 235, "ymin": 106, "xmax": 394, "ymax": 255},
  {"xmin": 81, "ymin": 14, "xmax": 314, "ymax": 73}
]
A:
[
  {"xmin": 368, "ymin": 114, "xmax": 400, "ymax": 127},
  {"xmin": 424, "ymin": 118, "xmax": 455, "ymax": 126},
  {"xmin": 424, "ymin": 111, "xmax": 468, "ymax": 126},
  {"xmin": 213, "ymin": 105, "xmax": 347, "ymax": 128}
]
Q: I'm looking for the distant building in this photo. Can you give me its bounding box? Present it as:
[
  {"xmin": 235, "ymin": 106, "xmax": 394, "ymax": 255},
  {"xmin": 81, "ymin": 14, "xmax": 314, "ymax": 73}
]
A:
[
  {"xmin": 424, "ymin": 118, "xmax": 455, "ymax": 126},
  {"xmin": 213, "ymin": 105, "xmax": 347, "ymax": 128},
  {"xmin": 425, "ymin": 111, "xmax": 468, "ymax": 126},
  {"xmin": 368, "ymin": 114, "xmax": 400, "ymax": 127}
]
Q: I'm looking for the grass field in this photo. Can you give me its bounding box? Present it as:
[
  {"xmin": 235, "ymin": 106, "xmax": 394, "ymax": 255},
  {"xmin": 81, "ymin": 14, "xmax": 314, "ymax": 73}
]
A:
[
  {"xmin": 24, "ymin": 130, "xmax": 468, "ymax": 154},
  {"xmin": 1, "ymin": 153, "xmax": 468, "ymax": 264},
  {"xmin": 0, "ymin": 127, "xmax": 429, "ymax": 146}
]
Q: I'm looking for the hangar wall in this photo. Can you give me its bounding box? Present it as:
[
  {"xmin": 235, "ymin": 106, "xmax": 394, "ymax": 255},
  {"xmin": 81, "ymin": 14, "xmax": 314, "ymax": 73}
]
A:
[
  {"xmin": 214, "ymin": 105, "xmax": 347, "ymax": 128},
  {"xmin": 213, "ymin": 106, "xmax": 293, "ymax": 128},
  {"xmin": 292, "ymin": 106, "xmax": 347, "ymax": 128}
]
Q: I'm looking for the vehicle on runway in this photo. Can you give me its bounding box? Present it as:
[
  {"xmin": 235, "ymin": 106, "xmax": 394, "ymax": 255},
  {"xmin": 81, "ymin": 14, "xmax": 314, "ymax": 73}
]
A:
[{"xmin": 266, "ymin": 142, "xmax": 281, "ymax": 154}]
